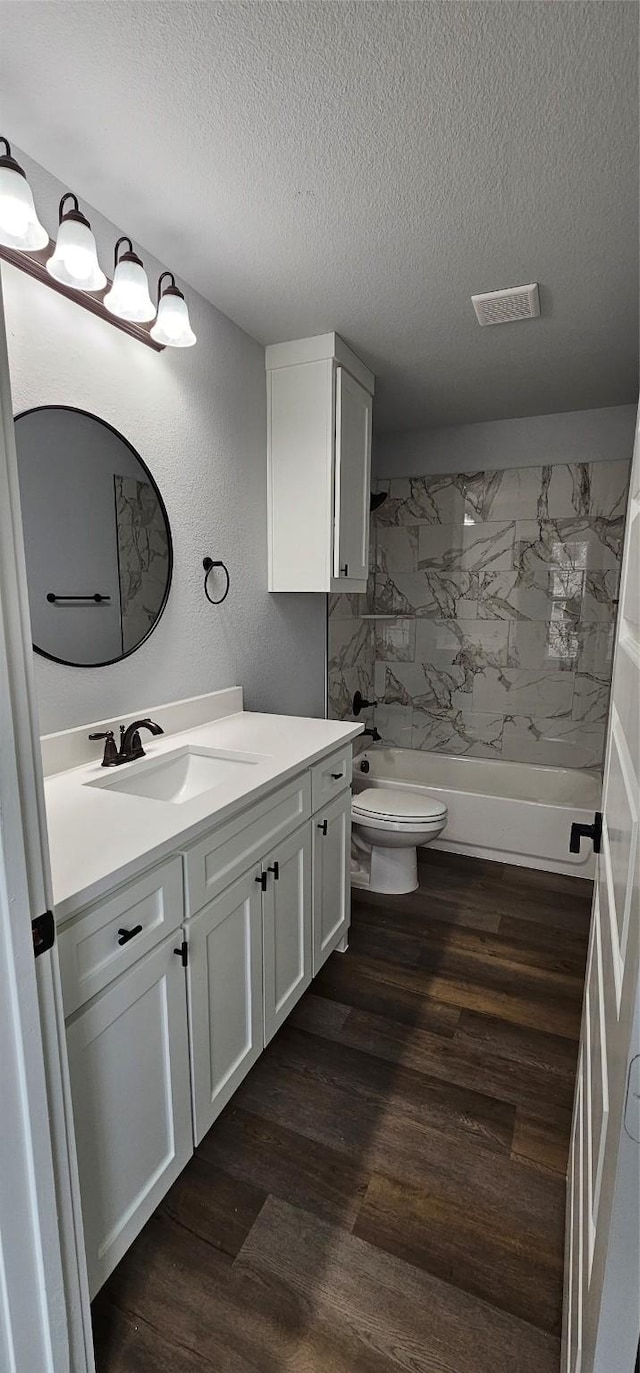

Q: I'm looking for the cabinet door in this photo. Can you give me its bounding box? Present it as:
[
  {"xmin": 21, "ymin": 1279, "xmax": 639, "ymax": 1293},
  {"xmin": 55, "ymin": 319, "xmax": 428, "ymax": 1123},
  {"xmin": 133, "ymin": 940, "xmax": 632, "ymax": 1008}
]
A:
[
  {"xmin": 66, "ymin": 934, "xmax": 192, "ymax": 1298},
  {"xmin": 263, "ymin": 823, "xmax": 312, "ymax": 1044},
  {"xmin": 333, "ymin": 367, "xmax": 372, "ymax": 585},
  {"xmin": 313, "ymin": 789, "xmax": 351, "ymax": 975},
  {"xmin": 187, "ymin": 869, "xmax": 263, "ymax": 1145}
]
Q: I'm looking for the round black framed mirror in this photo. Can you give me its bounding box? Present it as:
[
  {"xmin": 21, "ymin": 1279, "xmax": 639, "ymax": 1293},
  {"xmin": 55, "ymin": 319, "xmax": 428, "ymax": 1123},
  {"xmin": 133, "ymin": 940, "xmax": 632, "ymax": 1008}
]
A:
[{"xmin": 15, "ymin": 405, "xmax": 173, "ymax": 668}]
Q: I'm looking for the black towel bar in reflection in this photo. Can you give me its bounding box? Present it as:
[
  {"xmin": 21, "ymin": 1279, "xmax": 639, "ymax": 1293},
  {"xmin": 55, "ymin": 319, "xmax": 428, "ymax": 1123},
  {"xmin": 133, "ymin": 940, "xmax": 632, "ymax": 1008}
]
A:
[{"xmin": 47, "ymin": 593, "xmax": 111, "ymax": 603}]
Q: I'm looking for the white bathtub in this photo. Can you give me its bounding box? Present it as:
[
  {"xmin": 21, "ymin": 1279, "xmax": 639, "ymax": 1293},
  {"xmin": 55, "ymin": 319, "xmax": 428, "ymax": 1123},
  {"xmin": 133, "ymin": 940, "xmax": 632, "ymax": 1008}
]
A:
[{"xmin": 352, "ymin": 747, "xmax": 601, "ymax": 879}]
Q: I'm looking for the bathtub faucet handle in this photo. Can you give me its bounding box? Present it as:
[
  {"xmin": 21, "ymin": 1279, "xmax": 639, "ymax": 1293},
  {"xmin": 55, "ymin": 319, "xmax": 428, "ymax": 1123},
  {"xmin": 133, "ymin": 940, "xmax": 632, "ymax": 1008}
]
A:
[{"xmin": 353, "ymin": 691, "xmax": 378, "ymax": 717}]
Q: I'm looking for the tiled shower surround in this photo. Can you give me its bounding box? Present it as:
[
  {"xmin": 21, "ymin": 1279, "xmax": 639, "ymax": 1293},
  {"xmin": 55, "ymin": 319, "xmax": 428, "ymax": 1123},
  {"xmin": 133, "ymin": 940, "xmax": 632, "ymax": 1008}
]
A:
[{"xmin": 328, "ymin": 460, "xmax": 630, "ymax": 769}]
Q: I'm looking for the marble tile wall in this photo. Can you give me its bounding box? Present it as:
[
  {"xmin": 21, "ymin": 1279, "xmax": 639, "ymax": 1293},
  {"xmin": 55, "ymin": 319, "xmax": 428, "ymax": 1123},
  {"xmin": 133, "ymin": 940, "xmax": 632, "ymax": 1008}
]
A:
[{"xmin": 328, "ymin": 460, "xmax": 630, "ymax": 769}]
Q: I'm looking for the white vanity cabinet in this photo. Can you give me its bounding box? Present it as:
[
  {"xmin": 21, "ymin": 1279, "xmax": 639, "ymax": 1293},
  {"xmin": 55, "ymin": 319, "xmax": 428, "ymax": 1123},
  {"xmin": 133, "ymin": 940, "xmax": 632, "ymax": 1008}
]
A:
[
  {"xmin": 59, "ymin": 740, "xmax": 354, "ymax": 1295},
  {"xmin": 65, "ymin": 933, "xmax": 192, "ymax": 1299},
  {"xmin": 262, "ymin": 822, "xmax": 312, "ymax": 1043},
  {"xmin": 185, "ymin": 817, "xmax": 313, "ymax": 1142},
  {"xmin": 313, "ymin": 789, "xmax": 351, "ymax": 974},
  {"xmin": 187, "ymin": 868, "xmax": 264, "ymax": 1145},
  {"xmin": 266, "ymin": 333, "xmax": 374, "ymax": 593}
]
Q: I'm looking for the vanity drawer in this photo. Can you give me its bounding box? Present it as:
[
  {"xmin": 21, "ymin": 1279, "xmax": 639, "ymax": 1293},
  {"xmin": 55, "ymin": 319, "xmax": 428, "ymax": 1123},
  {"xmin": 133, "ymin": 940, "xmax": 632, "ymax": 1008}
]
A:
[
  {"xmin": 311, "ymin": 745, "xmax": 352, "ymax": 812},
  {"xmin": 58, "ymin": 857, "xmax": 184, "ymax": 1015},
  {"xmin": 184, "ymin": 771, "xmax": 311, "ymax": 916}
]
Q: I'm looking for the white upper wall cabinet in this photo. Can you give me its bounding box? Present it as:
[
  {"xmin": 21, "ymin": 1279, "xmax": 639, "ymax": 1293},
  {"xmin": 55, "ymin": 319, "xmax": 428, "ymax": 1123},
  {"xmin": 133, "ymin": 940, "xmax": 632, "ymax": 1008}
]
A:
[{"xmin": 266, "ymin": 333, "xmax": 374, "ymax": 593}]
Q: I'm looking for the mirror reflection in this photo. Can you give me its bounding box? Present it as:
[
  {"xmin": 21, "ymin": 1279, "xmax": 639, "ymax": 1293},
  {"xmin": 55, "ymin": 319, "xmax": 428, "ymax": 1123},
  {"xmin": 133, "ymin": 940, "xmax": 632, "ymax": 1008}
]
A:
[{"xmin": 15, "ymin": 406, "xmax": 172, "ymax": 667}]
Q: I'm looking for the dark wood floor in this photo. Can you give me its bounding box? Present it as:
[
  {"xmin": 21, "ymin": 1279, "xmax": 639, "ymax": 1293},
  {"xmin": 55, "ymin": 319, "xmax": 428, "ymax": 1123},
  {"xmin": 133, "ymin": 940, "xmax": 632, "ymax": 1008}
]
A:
[{"xmin": 92, "ymin": 848, "xmax": 592, "ymax": 1373}]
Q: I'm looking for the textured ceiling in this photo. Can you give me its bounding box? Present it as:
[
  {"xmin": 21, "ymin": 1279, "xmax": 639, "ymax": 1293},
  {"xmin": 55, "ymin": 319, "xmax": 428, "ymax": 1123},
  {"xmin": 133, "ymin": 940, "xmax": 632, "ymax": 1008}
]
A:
[{"xmin": 1, "ymin": 1, "xmax": 638, "ymax": 431}]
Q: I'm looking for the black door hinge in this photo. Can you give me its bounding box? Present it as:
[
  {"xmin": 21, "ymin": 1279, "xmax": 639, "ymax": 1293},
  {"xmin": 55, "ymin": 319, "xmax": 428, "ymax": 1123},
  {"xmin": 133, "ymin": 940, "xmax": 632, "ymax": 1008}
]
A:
[
  {"xmin": 570, "ymin": 811, "xmax": 603, "ymax": 855},
  {"xmin": 32, "ymin": 910, "xmax": 55, "ymax": 958},
  {"xmin": 173, "ymin": 940, "xmax": 188, "ymax": 968}
]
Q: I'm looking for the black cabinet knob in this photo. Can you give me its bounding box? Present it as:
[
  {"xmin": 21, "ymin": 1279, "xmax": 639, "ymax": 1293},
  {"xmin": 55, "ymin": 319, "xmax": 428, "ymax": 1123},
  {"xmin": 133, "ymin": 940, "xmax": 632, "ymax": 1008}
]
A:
[
  {"xmin": 318, "ymin": 820, "xmax": 328, "ymax": 835},
  {"xmin": 267, "ymin": 862, "xmax": 280, "ymax": 880}
]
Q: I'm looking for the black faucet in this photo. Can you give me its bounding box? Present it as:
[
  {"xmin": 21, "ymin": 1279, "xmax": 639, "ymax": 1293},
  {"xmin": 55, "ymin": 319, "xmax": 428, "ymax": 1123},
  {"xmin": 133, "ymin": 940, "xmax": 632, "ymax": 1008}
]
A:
[
  {"xmin": 89, "ymin": 718, "xmax": 164, "ymax": 767},
  {"xmin": 361, "ymin": 725, "xmax": 381, "ymax": 743}
]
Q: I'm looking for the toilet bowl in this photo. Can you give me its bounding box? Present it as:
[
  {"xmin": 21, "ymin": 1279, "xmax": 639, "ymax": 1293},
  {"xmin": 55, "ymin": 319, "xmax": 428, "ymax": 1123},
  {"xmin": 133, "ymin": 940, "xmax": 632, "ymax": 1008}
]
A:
[{"xmin": 351, "ymin": 787, "xmax": 448, "ymax": 894}]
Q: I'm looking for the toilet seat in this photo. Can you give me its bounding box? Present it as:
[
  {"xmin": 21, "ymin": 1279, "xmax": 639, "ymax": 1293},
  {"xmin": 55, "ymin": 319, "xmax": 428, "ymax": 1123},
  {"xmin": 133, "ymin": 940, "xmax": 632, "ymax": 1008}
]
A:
[{"xmin": 352, "ymin": 787, "xmax": 447, "ymax": 826}]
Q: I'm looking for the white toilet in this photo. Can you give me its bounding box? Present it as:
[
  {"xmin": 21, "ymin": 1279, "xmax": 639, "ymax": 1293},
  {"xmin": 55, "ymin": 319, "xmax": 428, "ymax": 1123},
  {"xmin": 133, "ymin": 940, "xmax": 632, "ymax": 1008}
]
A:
[{"xmin": 351, "ymin": 787, "xmax": 448, "ymax": 894}]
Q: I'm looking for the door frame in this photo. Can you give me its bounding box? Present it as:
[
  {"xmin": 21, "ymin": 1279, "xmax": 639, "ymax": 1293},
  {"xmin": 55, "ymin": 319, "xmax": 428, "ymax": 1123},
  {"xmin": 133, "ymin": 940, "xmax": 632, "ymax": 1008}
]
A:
[{"xmin": 0, "ymin": 269, "xmax": 94, "ymax": 1372}]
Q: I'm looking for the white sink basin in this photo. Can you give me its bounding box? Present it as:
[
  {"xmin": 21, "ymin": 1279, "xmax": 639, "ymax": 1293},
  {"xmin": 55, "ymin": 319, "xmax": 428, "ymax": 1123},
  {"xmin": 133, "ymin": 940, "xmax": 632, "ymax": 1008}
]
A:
[{"xmin": 86, "ymin": 745, "xmax": 268, "ymax": 804}]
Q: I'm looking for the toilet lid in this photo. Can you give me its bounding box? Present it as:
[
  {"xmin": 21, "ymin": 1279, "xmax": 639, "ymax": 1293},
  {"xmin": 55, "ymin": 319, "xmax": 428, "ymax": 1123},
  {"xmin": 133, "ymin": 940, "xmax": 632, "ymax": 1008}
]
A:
[{"xmin": 352, "ymin": 787, "xmax": 447, "ymax": 822}]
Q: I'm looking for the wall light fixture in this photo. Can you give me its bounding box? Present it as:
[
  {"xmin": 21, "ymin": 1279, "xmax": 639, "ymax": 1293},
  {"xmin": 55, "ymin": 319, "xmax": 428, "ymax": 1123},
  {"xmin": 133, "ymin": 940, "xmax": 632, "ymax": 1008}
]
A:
[
  {"xmin": 47, "ymin": 193, "xmax": 106, "ymax": 291},
  {"xmin": 151, "ymin": 271, "xmax": 197, "ymax": 348},
  {"xmin": 0, "ymin": 133, "xmax": 197, "ymax": 352},
  {"xmin": 104, "ymin": 236, "xmax": 155, "ymax": 322},
  {"xmin": 0, "ymin": 138, "xmax": 48, "ymax": 251}
]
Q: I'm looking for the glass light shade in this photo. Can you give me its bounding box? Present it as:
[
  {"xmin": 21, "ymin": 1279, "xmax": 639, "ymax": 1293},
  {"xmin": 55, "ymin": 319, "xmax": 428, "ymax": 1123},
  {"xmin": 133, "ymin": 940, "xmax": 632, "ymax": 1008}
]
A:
[
  {"xmin": 46, "ymin": 216, "xmax": 106, "ymax": 290},
  {"xmin": 0, "ymin": 164, "xmax": 48, "ymax": 250},
  {"xmin": 104, "ymin": 255, "xmax": 155, "ymax": 322},
  {"xmin": 150, "ymin": 290, "xmax": 196, "ymax": 347}
]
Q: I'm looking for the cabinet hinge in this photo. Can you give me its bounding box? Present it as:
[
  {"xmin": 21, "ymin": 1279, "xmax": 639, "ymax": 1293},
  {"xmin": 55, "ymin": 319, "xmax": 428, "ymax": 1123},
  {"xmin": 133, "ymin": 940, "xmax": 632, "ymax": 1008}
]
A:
[
  {"xmin": 32, "ymin": 910, "xmax": 55, "ymax": 959},
  {"xmin": 173, "ymin": 940, "xmax": 188, "ymax": 968}
]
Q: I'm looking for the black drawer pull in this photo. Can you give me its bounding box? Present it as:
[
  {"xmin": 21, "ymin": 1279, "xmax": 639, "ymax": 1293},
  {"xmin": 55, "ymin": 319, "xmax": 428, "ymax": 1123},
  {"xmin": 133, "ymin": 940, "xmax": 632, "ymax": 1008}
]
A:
[
  {"xmin": 569, "ymin": 811, "xmax": 603, "ymax": 855},
  {"xmin": 117, "ymin": 924, "xmax": 142, "ymax": 945},
  {"xmin": 255, "ymin": 872, "xmax": 267, "ymax": 891},
  {"xmin": 331, "ymin": 772, "xmax": 343, "ymax": 780},
  {"xmin": 318, "ymin": 820, "xmax": 328, "ymax": 835},
  {"xmin": 267, "ymin": 862, "xmax": 280, "ymax": 880}
]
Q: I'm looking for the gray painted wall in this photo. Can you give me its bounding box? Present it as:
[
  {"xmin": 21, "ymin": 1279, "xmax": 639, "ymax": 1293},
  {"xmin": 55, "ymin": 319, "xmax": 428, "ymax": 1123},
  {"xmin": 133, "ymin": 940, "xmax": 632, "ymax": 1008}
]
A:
[
  {"xmin": 373, "ymin": 405, "xmax": 637, "ymax": 479},
  {"xmin": 3, "ymin": 150, "xmax": 326, "ymax": 734}
]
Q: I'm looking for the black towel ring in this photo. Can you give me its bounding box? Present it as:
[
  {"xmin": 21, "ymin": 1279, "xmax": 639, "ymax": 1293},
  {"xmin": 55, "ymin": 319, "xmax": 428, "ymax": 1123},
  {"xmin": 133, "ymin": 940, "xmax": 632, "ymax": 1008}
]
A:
[{"xmin": 203, "ymin": 556, "xmax": 230, "ymax": 605}]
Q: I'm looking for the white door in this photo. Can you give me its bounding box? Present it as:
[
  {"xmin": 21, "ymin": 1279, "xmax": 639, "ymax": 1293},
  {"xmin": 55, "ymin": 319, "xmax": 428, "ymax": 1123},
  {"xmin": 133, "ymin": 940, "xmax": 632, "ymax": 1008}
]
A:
[
  {"xmin": 263, "ymin": 823, "xmax": 312, "ymax": 1043},
  {"xmin": 563, "ymin": 410, "xmax": 640, "ymax": 1373},
  {"xmin": 66, "ymin": 933, "xmax": 192, "ymax": 1298},
  {"xmin": 313, "ymin": 789, "xmax": 351, "ymax": 974},
  {"xmin": 187, "ymin": 868, "xmax": 263, "ymax": 1145},
  {"xmin": 0, "ymin": 272, "xmax": 93, "ymax": 1371},
  {"xmin": 333, "ymin": 366, "xmax": 372, "ymax": 585}
]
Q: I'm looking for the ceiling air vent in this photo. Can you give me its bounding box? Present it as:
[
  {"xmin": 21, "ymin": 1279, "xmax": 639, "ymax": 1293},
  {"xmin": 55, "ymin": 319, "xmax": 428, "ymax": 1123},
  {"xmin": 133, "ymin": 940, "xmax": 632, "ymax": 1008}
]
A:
[{"xmin": 471, "ymin": 282, "xmax": 540, "ymax": 326}]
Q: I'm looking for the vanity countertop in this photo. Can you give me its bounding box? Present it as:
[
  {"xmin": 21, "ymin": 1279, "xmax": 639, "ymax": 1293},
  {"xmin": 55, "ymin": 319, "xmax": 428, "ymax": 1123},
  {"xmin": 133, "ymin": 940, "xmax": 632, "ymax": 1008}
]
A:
[{"xmin": 44, "ymin": 710, "xmax": 362, "ymax": 923}]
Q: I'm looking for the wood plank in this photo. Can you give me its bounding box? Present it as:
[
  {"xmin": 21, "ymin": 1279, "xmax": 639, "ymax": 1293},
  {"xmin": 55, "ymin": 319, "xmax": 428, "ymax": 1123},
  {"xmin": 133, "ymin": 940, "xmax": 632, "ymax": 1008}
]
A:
[
  {"xmin": 92, "ymin": 1300, "xmax": 214, "ymax": 1373},
  {"xmin": 354, "ymin": 903, "xmax": 589, "ymax": 978},
  {"xmin": 313, "ymin": 950, "xmax": 461, "ymax": 1032},
  {"xmin": 320, "ymin": 949, "xmax": 582, "ymax": 1038},
  {"xmin": 96, "ymin": 1211, "xmax": 297, "ymax": 1372},
  {"xmin": 234, "ymin": 1050, "xmax": 565, "ymax": 1246},
  {"xmin": 289, "ymin": 994, "xmax": 575, "ymax": 1110},
  {"xmin": 454, "ymin": 1008, "xmax": 580, "ymax": 1076},
  {"xmin": 354, "ymin": 1169, "xmax": 564, "ymax": 1335},
  {"xmin": 266, "ymin": 1022, "xmax": 517, "ymax": 1157},
  {"xmin": 511, "ymin": 1105, "xmax": 573, "ymax": 1177},
  {"xmin": 236, "ymin": 1195, "xmax": 561, "ymax": 1373},
  {"xmin": 157, "ymin": 1153, "xmax": 266, "ymax": 1258},
  {"xmin": 197, "ymin": 1103, "xmax": 369, "ymax": 1226},
  {"xmin": 352, "ymin": 884, "xmax": 502, "ymax": 934}
]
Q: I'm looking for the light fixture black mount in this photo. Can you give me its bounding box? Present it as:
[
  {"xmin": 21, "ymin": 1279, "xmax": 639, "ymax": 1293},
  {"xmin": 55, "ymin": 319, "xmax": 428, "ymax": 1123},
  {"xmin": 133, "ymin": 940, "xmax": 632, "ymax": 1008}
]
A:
[
  {"xmin": 57, "ymin": 191, "xmax": 90, "ymax": 232},
  {"xmin": 0, "ymin": 136, "xmax": 26, "ymax": 178},
  {"xmin": 114, "ymin": 234, "xmax": 144, "ymax": 272},
  {"xmin": 157, "ymin": 269, "xmax": 184, "ymax": 305}
]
